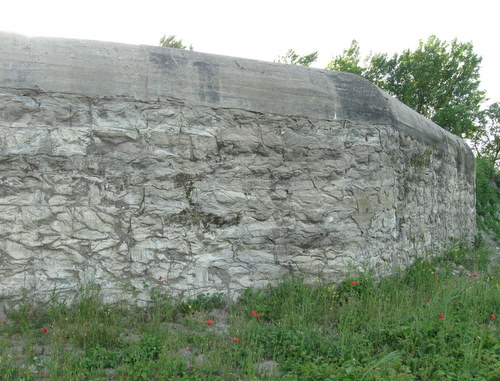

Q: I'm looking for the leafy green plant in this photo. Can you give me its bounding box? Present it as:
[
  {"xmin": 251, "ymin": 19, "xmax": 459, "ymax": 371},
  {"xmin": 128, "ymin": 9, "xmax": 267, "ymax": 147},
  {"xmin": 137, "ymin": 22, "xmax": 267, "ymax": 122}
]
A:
[
  {"xmin": 146, "ymin": 286, "xmax": 176, "ymax": 323},
  {"xmin": 176, "ymin": 292, "xmax": 226, "ymax": 315},
  {"xmin": 234, "ymin": 279, "xmax": 336, "ymax": 326},
  {"xmin": 476, "ymin": 156, "xmax": 500, "ymax": 242}
]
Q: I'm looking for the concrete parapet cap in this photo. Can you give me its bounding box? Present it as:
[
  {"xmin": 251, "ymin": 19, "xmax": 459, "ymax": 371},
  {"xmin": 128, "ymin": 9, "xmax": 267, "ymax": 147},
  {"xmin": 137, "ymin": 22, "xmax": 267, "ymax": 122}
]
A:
[{"xmin": 0, "ymin": 31, "xmax": 466, "ymax": 148}]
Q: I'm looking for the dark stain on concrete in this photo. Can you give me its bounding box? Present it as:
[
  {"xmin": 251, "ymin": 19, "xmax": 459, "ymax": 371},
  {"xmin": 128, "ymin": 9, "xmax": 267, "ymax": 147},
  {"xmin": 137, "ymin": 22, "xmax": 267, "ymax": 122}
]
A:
[{"xmin": 193, "ymin": 61, "xmax": 221, "ymax": 104}]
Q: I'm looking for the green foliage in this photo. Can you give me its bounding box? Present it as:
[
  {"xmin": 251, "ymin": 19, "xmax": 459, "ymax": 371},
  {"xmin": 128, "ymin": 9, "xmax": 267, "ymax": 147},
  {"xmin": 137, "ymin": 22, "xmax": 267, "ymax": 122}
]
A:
[
  {"xmin": 234, "ymin": 279, "xmax": 336, "ymax": 325},
  {"xmin": 1, "ymin": 247, "xmax": 498, "ymax": 380},
  {"xmin": 476, "ymin": 156, "xmax": 500, "ymax": 241},
  {"xmin": 327, "ymin": 36, "xmax": 486, "ymax": 137},
  {"xmin": 159, "ymin": 34, "xmax": 193, "ymax": 50},
  {"xmin": 326, "ymin": 39, "xmax": 364, "ymax": 75},
  {"xmin": 176, "ymin": 292, "xmax": 226, "ymax": 315},
  {"xmin": 81, "ymin": 344, "xmax": 121, "ymax": 370},
  {"xmin": 147, "ymin": 285, "xmax": 176, "ymax": 323},
  {"xmin": 276, "ymin": 49, "xmax": 318, "ymax": 67},
  {"xmin": 472, "ymin": 102, "xmax": 500, "ymax": 166}
]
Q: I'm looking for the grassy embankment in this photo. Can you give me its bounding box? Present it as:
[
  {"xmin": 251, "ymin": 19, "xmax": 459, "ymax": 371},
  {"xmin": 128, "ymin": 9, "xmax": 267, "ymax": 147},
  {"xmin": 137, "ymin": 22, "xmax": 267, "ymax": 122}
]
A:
[{"xmin": 0, "ymin": 243, "xmax": 498, "ymax": 380}]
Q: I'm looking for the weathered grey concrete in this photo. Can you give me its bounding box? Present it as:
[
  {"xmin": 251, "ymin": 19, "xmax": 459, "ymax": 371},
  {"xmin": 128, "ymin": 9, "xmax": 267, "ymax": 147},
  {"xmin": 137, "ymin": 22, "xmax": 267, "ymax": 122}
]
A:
[{"xmin": 0, "ymin": 32, "xmax": 476, "ymax": 311}]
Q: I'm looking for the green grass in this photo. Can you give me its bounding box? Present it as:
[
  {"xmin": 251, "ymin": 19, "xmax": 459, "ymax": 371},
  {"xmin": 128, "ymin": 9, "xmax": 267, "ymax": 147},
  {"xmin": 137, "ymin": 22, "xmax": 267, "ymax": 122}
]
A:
[{"xmin": 0, "ymin": 245, "xmax": 498, "ymax": 380}]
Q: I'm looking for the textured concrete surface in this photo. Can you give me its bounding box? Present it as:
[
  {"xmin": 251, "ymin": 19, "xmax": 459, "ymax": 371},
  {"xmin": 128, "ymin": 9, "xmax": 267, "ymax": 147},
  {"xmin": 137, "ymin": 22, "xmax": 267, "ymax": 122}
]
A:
[{"xmin": 0, "ymin": 32, "xmax": 476, "ymax": 312}]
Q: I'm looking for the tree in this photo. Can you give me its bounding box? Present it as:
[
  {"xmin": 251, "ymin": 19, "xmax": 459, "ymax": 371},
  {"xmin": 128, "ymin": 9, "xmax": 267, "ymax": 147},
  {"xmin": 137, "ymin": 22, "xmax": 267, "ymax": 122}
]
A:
[
  {"xmin": 276, "ymin": 49, "xmax": 318, "ymax": 67},
  {"xmin": 475, "ymin": 156, "xmax": 499, "ymax": 242},
  {"xmin": 327, "ymin": 36, "xmax": 486, "ymax": 137},
  {"xmin": 472, "ymin": 103, "xmax": 499, "ymax": 241},
  {"xmin": 159, "ymin": 35, "xmax": 193, "ymax": 50},
  {"xmin": 326, "ymin": 40, "xmax": 364, "ymax": 75},
  {"xmin": 471, "ymin": 103, "xmax": 500, "ymax": 166}
]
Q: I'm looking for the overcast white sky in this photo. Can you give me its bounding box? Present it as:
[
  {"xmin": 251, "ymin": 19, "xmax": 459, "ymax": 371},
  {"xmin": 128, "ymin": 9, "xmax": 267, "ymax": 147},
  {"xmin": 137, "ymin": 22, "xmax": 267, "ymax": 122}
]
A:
[{"xmin": 2, "ymin": 0, "xmax": 498, "ymax": 103}]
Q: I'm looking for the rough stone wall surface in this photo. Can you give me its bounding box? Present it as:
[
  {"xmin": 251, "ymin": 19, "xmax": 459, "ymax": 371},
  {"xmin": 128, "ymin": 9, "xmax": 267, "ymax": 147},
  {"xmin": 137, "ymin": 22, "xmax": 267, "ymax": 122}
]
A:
[{"xmin": 0, "ymin": 33, "xmax": 476, "ymax": 311}]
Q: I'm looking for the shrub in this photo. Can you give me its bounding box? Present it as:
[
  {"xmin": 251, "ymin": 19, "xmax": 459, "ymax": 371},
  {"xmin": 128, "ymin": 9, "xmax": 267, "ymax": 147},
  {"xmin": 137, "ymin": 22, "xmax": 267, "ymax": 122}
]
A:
[{"xmin": 476, "ymin": 156, "xmax": 500, "ymax": 242}]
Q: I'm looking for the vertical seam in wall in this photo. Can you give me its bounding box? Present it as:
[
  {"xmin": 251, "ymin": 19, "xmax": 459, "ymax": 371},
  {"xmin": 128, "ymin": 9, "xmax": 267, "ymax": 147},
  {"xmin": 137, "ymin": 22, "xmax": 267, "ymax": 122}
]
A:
[{"xmin": 144, "ymin": 47, "xmax": 149, "ymax": 101}]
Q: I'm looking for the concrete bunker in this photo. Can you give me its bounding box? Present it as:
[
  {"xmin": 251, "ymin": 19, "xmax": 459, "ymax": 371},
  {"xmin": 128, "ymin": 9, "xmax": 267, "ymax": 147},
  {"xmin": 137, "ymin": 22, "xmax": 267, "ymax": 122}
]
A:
[{"xmin": 0, "ymin": 32, "xmax": 475, "ymax": 311}]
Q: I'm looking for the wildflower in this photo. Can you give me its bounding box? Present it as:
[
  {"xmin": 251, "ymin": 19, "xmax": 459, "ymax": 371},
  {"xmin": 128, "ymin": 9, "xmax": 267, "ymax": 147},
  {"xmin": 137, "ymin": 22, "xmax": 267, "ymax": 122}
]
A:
[
  {"xmin": 41, "ymin": 328, "xmax": 48, "ymax": 333},
  {"xmin": 427, "ymin": 298, "xmax": 431, "ymax": 302},
  {"xmin": 438, "ymin": 314, "xmax": 445, "ymax": 319},
  {"xmin": 159, "ymin": 276, "xmax": 164, "ymax": 280},
  {"xmin": 255, "ymin": 314, "xmax": 261, "ymax": 317},
  {"xmin": 251, "ymin": 311, "xmax": 256, "ymax": 316},
  {"xmin": 351, "ymin": 281, "xmax": 357, "ymax": 285},
  {"xmin": 472, "ymin": 273, "xmax": 478, "ymax": 278},
  {"xmin": 233, "ymin": 337, "xmax": 239, "ymax": 342},
  {"xmin": 186, "ymin": 347, "xmax": 191, "ymax": 351},
  {"xmin": 206, "ymin": 320, "xmax": 213, "ymax": 326},
  {"xmin": 491, "ymin": 314, "xmax": 496, "ymax": 319}
]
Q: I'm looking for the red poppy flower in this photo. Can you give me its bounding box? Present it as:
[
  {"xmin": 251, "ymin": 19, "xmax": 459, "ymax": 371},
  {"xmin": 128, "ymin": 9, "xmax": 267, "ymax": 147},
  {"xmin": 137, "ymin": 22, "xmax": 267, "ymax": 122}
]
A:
[
  {"xmin": 255, "ymin": 314, "xmax": 261, "ymax": 317},
  {"xmin": 351, "ymin": 281, "xmax": 357, "ymax": 285},
  {"xmin": 251, "ymin": 311, "xmax": 256, "ymax": 316},
  {"xmin": 427, "ymin": 298, "xmax": 431, "ymax": 302},
  {"xmin": 438, "ymin": 314, "xmax": 445, "ymax": 319},
  {"xmin": 472, "ymin": 273, "xmax": 478, "ymax": 278},
  {"xmin": 186, "ymin": 347, "xmax": 191, "ymax": 351},
  {"xmin": 233, "ymin": 337, "xmax": 239, "ymax": 342},
  {"xmin": 491, "ymin": 314, "xmax": 497, "ymax": 319},
  {"xmin": 206, "ymin": 320, "xmax": 213, "ymax": 326},
  {"xmin": 41, "ymin": 328, "xmax": 48, "ymax": 333}
]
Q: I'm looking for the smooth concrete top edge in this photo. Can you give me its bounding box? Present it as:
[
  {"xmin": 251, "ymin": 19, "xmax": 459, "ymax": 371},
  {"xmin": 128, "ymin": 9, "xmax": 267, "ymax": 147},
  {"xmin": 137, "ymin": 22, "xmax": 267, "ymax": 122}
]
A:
[{"xmin": 0, "ymin": 32, "xmax": 470, "ymax": 152}]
